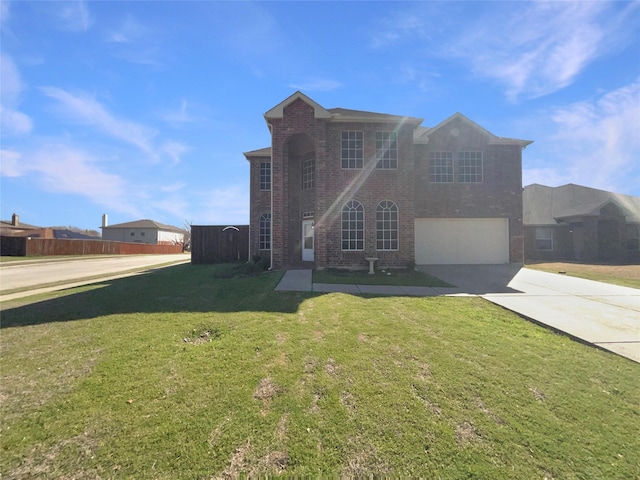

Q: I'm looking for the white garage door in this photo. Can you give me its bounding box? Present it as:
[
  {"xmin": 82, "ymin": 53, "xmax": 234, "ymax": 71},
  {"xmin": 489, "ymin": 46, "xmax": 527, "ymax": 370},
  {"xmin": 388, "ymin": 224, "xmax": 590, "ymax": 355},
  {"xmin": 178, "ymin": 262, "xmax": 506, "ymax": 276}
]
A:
[{"xmin": 415, "ymin": 218, "xmax": 509, "ymax": 265}]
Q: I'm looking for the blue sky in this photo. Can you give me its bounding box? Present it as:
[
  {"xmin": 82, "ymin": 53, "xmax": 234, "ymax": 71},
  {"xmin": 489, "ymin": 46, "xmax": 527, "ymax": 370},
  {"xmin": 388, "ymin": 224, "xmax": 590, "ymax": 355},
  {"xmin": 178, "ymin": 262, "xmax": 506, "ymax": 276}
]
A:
[{"xmin": 1, "ymin": 1, "xmax": 639, "ymax": 231}]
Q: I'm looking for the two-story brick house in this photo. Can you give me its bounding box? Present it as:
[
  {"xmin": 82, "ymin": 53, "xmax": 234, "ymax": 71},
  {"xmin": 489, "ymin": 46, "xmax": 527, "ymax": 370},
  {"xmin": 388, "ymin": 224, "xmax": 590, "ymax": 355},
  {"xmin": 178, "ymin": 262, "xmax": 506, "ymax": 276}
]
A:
[{"xmin": 245, "ymin": 92, "xmax": 532, "ymax": 270}]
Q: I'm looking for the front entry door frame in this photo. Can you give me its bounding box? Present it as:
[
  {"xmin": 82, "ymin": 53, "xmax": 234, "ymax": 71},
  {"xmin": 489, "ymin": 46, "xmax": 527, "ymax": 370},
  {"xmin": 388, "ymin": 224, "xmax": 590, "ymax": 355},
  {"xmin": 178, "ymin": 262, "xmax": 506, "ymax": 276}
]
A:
[{"xmin": 302, "ymin": 219, "xmax": 314, "ymax": 262}]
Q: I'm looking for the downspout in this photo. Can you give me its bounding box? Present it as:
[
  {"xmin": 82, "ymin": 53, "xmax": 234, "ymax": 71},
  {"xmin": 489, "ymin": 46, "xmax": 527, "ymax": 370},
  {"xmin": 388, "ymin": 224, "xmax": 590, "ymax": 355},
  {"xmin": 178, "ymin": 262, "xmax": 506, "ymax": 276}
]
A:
[{"xmin": 267, "ymin": 122, "xmax": 274, "ymax": 270}]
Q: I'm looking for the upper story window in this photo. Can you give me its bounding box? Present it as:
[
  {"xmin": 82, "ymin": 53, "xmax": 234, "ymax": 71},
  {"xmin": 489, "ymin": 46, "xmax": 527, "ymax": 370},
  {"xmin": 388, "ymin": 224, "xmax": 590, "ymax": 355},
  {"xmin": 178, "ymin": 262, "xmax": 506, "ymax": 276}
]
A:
[
  {"xmin": 429, "ymin": 152, "xmax": 454, "ymax": 183},
  {"xmin": 376, "ymin": 132, "xmax": 398, "ymax": 169},
  {"xmin": 259, "ymin": 213, "xmax": 271, "ymax": 250},
  {"xmin": 341, "ymin": 131, "xmax": 363, "ymax": 169},
  {"xmin": 302, "ymin": 156, "xmax": 315, "ymax": 189},
  {"xmin": 458, "ymin": 152, "xmax": 483, "ymax": 183},
  {"xmin": 535, "ymin": 227, "xmax": 553, "ymax": 251},
  {"xmin": 341, "ymin": 200, "xmax": 364, "ymax": 250},
  {"xmin": 376, "ymin": 200, "xmax": 399, "ymax": 251},
  {"xmin": 260, "ymin": 162, "xmax": 271, "ymax": 190}
]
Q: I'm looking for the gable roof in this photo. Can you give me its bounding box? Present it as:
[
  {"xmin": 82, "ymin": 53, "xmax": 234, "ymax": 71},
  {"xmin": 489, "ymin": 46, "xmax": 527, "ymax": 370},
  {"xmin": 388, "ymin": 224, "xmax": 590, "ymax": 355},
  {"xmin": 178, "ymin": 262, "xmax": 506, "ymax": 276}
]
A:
[
  {"xmin": 0, "ymin": 219, "xmax": 40, "ymax": 229},
  {"xmin": 243, "ymin": 147, "xmax": 271, "ymax": 159},
  {"xmin": 53, "ymin": 229, "xmax": 99, "ymax": 240},
  {"xmin": 523, "ymin": 183, "xmax": 640, "ymax": 225},
  {"xmin": 264, "ymin": 91, "xmax": 332, "ymax": 120},
  {"xmin": 327, "ymin": 107, "xmax": 423, "ymax": 126},
  {"xmin": 414, "ymin": 112, "xmax": 533, "ymax": 147},
  {"xmin": 102, "ymin": 219, "xmax": 184, "ymax": 233}
]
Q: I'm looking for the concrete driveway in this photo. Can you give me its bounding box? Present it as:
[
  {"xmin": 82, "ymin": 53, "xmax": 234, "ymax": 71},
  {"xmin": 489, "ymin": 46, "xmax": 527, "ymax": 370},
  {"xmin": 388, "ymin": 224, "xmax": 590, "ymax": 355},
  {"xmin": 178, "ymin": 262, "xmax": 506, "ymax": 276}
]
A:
[{"xmin": 420, "ymin": 265, "xmax": 640, "ymax": 363}]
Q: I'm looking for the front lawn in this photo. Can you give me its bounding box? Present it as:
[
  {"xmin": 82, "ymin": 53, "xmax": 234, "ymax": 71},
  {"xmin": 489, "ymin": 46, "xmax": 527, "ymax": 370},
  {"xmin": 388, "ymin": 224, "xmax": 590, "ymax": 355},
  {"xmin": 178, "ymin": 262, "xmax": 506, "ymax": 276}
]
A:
[
  {"xmin": 526, "ymin": 262, "xmax": 640, "ymax": 289},
  {"xmin": 1, "ymin": 264, "xmax": 638, "ymax": 478}
]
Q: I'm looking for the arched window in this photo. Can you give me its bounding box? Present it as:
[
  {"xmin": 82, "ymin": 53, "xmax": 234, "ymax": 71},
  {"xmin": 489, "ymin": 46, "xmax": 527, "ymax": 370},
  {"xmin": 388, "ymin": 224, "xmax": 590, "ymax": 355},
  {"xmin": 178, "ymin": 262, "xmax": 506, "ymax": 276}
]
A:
[
  {"xmin": 259, "ymin": 213, "xmax": 271, "ymax": 250},
  {"xmin": 376, "ymin": 201, "xmax": 398, "ymax": 251},
  {"xmin": 341, "ymin": 200, "xmax": 364, "ymax": 251}
]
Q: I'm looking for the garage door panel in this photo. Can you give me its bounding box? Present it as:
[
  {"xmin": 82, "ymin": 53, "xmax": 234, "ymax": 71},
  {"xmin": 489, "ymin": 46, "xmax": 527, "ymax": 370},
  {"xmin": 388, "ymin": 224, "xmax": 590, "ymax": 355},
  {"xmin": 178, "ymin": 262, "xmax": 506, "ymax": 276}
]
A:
[{"xmin": 415, "ymin": 218, "xmax": 509, "ymax": 264}]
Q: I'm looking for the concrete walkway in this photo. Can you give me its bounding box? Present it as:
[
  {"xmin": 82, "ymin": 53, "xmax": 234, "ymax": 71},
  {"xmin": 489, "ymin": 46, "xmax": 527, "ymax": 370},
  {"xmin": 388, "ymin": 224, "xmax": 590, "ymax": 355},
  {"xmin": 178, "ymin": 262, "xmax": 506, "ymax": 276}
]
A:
[{"xmin": 275, "ymin": 267, "xmax": 640, "ymax": 363}]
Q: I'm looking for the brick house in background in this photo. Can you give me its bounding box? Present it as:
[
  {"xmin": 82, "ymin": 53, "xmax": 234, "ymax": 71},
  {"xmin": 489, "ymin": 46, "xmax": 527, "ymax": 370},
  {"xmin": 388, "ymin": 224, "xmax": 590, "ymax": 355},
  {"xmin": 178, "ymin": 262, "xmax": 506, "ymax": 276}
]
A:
[
  {"xmin": 244, "ymin": 92, "xmax": 532, "ymax": 270},
  {"xmin": 101, "ymin": 217, "xmax": 185, "ymax": 246},
  {"xmin": 524, "ymin": 184, "xmax": 640, "ymax": 264},
  {"xmin": 0, "ymin": 214, "xmax": 41, "ymax": 237}
]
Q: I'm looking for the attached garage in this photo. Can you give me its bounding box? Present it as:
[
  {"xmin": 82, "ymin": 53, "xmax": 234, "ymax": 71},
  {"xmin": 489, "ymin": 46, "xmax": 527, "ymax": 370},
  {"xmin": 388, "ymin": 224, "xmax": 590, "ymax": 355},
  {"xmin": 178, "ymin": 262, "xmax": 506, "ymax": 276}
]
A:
[{"xmin": 415, "ymin": 218, "xmax": 509, "ymax": 264}]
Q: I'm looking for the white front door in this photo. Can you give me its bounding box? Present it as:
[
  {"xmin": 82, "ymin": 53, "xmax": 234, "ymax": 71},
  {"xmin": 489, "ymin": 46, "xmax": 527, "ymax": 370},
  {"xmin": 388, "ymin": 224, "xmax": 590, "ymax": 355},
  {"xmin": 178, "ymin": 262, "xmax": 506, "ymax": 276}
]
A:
[{"xmin": 302, "ymin": 219, "xmax": 314, "ymax": 262}]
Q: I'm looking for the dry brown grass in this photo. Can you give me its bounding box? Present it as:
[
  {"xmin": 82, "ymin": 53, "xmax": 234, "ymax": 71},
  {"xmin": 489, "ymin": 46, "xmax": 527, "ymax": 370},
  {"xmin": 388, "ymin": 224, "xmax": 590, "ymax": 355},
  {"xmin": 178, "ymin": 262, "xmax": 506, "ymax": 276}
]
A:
[{"xmin": 526, "ymin": 262, "xmax": 640, "ymax": 288}]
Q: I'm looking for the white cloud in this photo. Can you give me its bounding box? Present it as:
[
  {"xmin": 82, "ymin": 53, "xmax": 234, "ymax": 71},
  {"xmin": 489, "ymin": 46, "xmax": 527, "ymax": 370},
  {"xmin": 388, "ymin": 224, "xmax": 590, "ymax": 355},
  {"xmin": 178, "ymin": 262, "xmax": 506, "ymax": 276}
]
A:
[
  {"xmin": 53, "ymin": 0, "xmax": 93, "ymax": 32},
  {"xmin": 446, "ymin": 1, "xmax": 612, "ymax": 101},
  {"xmin": 523, "ymin": 79, "xmax": 640, "ymax": 195},
  {"xmin": 161, "ymin": 141, "xmax": 190, "ymax": 165},
  {"xmin": 160, "ymin": 100, "xmax": 196, "ymax": 125},
  {"xmin": 0, "ymin": 1, "xmax": 9, "ymax": 25},
  {"xmin": 1, "ymin": 143, "xmax": 141, "ymax": 216},
  {"xmin": 193, "ymin": 185, "xmax": 249, "ymax": 225},
  {"xmin": 371, "ymin": 1, "xmax": 638, "ymax": 101},
  {"xmin": 288, "ymin": 78, "xmax": 343, "ymax": 92},
  {"xmin": 40, "ymin": 87, "xmax": 158, "ymax": 158},
  {"xmin": 105, "ymin": 14, "xmax": 160, "ymax": 66},
  {"xmin": 106, "ymin": 14, "xmax": 147, "ymax": 43},
  {"xmin": 0, "ymin": 149, "xmax": 23, "ymax": 177},
  {"xmin": 0, "ymin": 53, "xmax": 33, "ymax": 136},
  {"xmin": 0, "ymin": 106, "xmax": 32, "ymax": 136}
]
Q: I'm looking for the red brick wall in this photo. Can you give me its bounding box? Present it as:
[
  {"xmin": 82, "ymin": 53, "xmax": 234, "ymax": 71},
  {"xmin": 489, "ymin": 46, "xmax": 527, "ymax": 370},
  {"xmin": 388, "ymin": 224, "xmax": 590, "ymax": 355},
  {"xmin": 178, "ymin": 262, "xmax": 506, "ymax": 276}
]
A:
[
  {"xmin": 254, "ymin": 98, "xmax": 526, "ymax": 269},
  {"xmin": 414, "ymin": 117, "xmax": 524, "ymax": 263},
  {"xmin": 247, "ymin": 153, "xmax": 271, "ymax": 262},
  {"xmin": 318, "ymin": 121, "xmax": 416, "ymax": 269}
]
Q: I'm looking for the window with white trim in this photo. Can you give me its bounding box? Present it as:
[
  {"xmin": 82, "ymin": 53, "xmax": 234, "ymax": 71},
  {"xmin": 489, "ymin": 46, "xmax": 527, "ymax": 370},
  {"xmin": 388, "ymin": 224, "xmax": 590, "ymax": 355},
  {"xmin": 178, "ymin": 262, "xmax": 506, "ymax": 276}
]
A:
[
  {"xmin": 535, "ymin": 227, "xmax": 553, "ymax": 250},
  {"xmin": 259, "ymin": 213, "xmax": 271, "ymax": 250},
  {"xmin": 376, "ymin": 131, "xmax": 397, "ymax": 169},
  {"xmin": 376, "ymin": 200, "xmax": 398, "ymax": 250},
  {"xmin": 429, "ymin": 152, "xmax": 453, "ymax": 183},
  {"xmin": 458, "ymin": 151, "xmax": 483, "ymax": 183},
  {"xmin": 341, "ymin": 200, "xmax": 364, "ymax": 250},
  {"xmin": 260, "ymin": 162, "xmax": 271, "ymax": 191},
  {"xmin": 341, "ymin": 131, "xmax": 363, "ymax": 169},
  {"xmin": 302, "ymin": 156, "xmax": 315, "ymax": 189}
]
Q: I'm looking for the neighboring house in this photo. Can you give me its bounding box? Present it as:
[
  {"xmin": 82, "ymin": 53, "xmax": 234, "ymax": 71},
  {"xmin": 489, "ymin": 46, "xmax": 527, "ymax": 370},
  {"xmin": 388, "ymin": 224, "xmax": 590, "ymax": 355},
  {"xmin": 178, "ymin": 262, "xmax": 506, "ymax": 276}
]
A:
[
  {"xmin": 1, "ymin": 213, "xmax": 99, "ymax": 241},
  {"xmin": 0, "ymin": 214, "xmax": 40, "ymax": 237},
  {"xmin": 524, "ymin": 183, "xmax": 640, "ymax": 264},
  {"xmin": 101, "ymin": 217, "xmax": 185, "ymax": 246},
  {"xmin": 244, "ymin": 91, "xmax": 532, "ymax": 270}
]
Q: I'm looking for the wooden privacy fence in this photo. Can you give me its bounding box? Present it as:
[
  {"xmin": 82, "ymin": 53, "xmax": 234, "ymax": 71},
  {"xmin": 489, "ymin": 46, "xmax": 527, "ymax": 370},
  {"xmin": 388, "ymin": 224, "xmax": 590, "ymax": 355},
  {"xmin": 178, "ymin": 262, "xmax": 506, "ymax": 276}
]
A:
[
  {"xmin": 191, "ymin": 225, "xmax": 249, "ymax": 264},
  {"xmin": 1, "ymin": 236, "xmax": 183, "ymax": 256}
]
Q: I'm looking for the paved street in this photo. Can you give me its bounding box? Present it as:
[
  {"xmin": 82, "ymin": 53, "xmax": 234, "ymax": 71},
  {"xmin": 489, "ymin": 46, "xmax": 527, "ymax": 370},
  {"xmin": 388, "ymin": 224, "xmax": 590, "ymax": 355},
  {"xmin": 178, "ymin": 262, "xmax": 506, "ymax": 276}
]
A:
[{"xmin": 0, "ymin": 254, "xmax": 191, "ymax": 299}]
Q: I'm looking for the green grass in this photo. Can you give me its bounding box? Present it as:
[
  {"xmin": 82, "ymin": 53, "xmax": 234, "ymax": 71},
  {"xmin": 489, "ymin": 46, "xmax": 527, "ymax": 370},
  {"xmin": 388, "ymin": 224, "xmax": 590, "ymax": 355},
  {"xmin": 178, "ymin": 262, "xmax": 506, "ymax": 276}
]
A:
[
  {"xmin": 1, "ymin": 264, "xmax": 638, "ymax": 478},
  {"xmin": 313, "ymin": 267, "xmax": 451, "ymax": 286}
]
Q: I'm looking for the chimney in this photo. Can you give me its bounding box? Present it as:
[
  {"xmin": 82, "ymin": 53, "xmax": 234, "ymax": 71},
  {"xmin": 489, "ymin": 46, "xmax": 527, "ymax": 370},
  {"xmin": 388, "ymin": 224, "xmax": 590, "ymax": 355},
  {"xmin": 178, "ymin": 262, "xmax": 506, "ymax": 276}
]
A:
[
  {"xmin": 102, "ymin": 214, "xmax": 108, "ymax": 228},
  {"xmin": 11, "ymin": 213, "xmax": 19, "ymax": 226}
]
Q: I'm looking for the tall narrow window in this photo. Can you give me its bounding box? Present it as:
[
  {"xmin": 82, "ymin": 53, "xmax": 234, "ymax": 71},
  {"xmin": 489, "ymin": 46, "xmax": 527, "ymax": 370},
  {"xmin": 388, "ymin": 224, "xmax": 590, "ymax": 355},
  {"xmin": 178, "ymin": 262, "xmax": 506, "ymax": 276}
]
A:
[
  {"xmin": 458, "ymin": 152, "xmax": 483, "ymax": 183},
  {"xmin": 302, "ymin": 156, "xmax": 315, "ymax": 189},
  {"xmin": 430, "ymin": 152, "xmax": 453, "ymax": 183},
  {"xmin": 376, "ymin": 201, "xmax": 398, "ymax": 250},
  {"xmin": 259, "ymin": 213, "xmax": 271, "ymax": 250},
  {"xmin": 341, "ymin": 200, "xmax": 364, "ymax": 250},
  {"xmin": 260, "ymin": 162, "xmax": 271, "ymax": 190},
  {"xmin": 376, "ymin": 131, "xmax": 398, "ymax": 169},
  {"xmin": 341, "ymin": 131, "xmax": 363, "ymax": 169}
]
